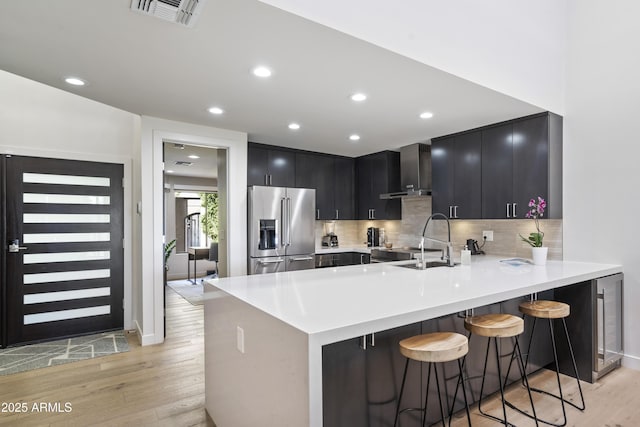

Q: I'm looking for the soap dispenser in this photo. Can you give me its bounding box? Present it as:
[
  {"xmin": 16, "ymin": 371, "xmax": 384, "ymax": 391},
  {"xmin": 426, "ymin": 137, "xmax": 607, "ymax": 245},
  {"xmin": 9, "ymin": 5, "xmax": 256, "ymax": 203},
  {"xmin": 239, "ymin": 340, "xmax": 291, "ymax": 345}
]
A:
[{"xmin": 461, "ymin": 245, "xmax": 471, "ymax": 265}]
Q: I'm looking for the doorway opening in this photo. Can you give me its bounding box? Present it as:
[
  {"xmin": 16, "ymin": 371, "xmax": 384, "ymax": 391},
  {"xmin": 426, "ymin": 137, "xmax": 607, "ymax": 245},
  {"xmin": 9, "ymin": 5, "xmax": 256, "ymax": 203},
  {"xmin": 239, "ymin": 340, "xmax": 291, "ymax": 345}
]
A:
[{"xmin": 162, "ymin": 142, "xmax": 224, "ymax": 309}]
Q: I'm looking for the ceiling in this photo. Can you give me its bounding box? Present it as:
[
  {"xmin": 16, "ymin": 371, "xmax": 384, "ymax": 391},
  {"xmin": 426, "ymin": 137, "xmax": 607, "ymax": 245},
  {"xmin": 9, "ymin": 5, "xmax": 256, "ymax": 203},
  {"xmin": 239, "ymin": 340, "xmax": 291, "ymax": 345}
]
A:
[
  {"xmin": 164, "ymin": 142, "xmax": 218, "ymax": 179},
  {"xmin": 0, "ymin": 0, "xmax": 543, "ymax": 157}
]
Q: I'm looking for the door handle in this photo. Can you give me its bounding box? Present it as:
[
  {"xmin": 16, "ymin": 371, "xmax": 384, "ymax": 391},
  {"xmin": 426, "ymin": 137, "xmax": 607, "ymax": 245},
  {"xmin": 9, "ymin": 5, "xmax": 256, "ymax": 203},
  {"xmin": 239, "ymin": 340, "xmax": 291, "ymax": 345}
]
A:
[
  {"xmin": 454, "ymin": 205, "xmax": 459, "ymax": 218},
  {"xmin": 512, "ymin": 203, "xmax": 517, "ymax": 217},
  {"xmin": 286, "ymin": 197, "xmax": 292, "ymax": 246},
  {"xmin": 506, "ymin": 203, "xmax": 511, "ymax": 218},
  {"xmin": 258, "ymin": 258, "xmax": 284, "ymax": 265},
  {"xmin": 280, "ymin": 198, "xmax": 287, "ymax": 247},
  {"xmin": 597, "ymin": 290, "xmax": 606, "ymax": 360},
  {"xmin": 335, "ymin": 210, "xmax": 339, "ymax": 220},
  {"xmin": 8, "ymin": 240, "xmax": 28, "ymax": 253},
  {"xmin": 290, "ymin": 256, "xmax": 313, "ymax": 262}
]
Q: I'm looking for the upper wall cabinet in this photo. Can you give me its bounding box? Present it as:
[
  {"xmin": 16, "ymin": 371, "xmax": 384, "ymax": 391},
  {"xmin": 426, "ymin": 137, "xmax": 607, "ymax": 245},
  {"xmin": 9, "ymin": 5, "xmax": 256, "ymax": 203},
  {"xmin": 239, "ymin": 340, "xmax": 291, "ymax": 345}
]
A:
[
  {"xmin": 295, "ymin": 153, "xmax": 355, "ymax": 220},
  {"xmin": 356, "ymin": 151, "xmax": 401, "ymax": 220},
  {"xmin": 247, "ymin": 143, "xmax": 295, "ymax": 187},
  {"xmin": 431, "ymin": 131, "xmax": 482, "ymax": 219},
  {"xmin": 481, "ymin": 113, "xmax": 562, "ymax": 219}
]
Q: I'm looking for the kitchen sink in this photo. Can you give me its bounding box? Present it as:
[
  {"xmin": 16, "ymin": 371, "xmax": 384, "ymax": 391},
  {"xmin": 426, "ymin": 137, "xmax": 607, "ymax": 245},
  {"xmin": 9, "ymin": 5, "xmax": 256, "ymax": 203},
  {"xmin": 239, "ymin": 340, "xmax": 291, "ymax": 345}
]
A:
[{"xmin": 393, "ymin": 261, "xmax": 457, "ymax": 269}]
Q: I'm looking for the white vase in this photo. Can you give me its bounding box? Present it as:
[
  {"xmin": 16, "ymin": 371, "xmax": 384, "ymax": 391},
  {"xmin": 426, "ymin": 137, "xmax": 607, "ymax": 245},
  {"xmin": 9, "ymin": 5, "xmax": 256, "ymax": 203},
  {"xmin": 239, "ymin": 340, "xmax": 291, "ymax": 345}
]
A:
[{"xmin": 531, "ymin": 247, "xmax": 548, "ymax": 265}]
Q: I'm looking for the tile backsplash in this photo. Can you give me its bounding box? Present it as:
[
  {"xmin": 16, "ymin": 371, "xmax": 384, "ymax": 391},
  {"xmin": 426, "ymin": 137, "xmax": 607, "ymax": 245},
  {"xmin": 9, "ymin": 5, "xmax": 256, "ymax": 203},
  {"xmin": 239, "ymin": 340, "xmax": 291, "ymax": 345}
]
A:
[{"xmin": 315, "ymin": 197, "xmax": 562, "ymax": 260}]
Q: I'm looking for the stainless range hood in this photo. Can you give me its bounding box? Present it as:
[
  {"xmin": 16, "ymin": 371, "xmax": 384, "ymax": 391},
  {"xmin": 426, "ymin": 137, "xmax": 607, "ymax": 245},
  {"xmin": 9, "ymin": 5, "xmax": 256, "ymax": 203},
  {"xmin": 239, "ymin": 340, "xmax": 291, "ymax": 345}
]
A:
[{"xmin": 380, "ymin": 143, "xmax": 432, "ymax": 199}]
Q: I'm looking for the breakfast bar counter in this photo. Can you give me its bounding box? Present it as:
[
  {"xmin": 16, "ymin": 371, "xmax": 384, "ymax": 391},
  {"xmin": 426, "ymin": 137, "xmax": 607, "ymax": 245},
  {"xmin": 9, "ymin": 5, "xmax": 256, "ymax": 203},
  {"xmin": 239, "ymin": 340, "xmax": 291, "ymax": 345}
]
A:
[{"xmin": 203, "ymin": 257, "xmax": 622, "ymax": 426}]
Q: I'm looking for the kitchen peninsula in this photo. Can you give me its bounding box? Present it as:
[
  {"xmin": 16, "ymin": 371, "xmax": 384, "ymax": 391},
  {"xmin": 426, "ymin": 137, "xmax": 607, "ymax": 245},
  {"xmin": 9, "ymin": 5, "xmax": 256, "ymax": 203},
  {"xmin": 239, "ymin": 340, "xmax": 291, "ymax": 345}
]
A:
[{"xmin": 203, "ymin": 257, "xmax": 622, "ymax": 427}]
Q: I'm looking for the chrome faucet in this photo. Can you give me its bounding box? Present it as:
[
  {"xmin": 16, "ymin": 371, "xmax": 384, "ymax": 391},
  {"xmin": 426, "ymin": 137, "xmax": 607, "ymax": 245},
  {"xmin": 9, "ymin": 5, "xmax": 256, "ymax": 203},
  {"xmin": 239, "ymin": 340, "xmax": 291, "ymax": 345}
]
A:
[{"xmin": 418, "ymin": 212, "xmax": 455, "ymax": 268}]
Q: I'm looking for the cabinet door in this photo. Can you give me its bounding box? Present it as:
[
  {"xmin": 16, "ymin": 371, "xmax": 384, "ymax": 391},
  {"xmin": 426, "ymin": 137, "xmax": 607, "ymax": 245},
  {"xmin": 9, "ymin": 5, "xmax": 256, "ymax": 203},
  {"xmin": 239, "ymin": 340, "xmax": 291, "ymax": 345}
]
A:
[
  {"xmin": 247, "ymin": 145, "xmax": 269, "ymax": 186},
  {"xmin": 481, "ymin": 123, "xmax": 514, "ymax": 218},
  {"xmin": 453, "ymin": 132, "xmax": 482, "ymax": 219},
  {"xmin": 356, "ymin": 156, "xmax": 374, "ymax": 219},
  {"xmin": 268, "ymin": 149, "xmax": 295, "ymax": 187},
  {"xmin": 334, "ymin": 157, "xmax": 355, "ymax": 220},
  {"xmin": 431, "ymin": 137, "xmax": 455, "ymax": 217},
  {"xmin": 513, "ymin": 115, "xmax": 549, "ymax": 218},
  {"xmin": 295, "ymin": 153, "xmax": 333, "ymax": 219}
]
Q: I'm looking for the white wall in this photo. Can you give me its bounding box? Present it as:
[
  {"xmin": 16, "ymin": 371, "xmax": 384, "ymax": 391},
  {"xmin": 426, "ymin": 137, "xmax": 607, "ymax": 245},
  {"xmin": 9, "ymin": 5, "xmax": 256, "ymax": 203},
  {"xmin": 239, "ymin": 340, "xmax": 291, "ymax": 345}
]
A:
[
  {"xmin": 259, "ymin": 0, "xmax": 567, "ymax": 114},
  {"xmin": 564, "ymin": 0, "xmax": 640, "ymax": 369},
  {"xmin": 138, "ymin": 116, "xmax": 247, "ymax": 345},
  {"xmin": 0, "ymin": 70, "xmax": 139, "ymax": 330}
]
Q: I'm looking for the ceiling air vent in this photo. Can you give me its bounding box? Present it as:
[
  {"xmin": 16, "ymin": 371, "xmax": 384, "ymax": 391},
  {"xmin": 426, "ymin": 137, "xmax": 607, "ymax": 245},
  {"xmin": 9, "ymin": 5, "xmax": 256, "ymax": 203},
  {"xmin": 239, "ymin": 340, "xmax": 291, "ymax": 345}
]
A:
[
  {"xmin": 130, "ymin": 0, "xmax": 205, "ymax": 27},
  {"xmin": 175, "ymin": 161, "xmax": 193, "ymax": 166}
]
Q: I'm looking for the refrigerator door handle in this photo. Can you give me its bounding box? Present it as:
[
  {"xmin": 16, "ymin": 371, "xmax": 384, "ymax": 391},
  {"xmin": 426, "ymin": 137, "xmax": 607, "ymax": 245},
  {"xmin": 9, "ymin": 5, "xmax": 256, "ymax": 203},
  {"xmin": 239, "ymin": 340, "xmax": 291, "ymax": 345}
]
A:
[
  {"xmin": 290, "ymin": 256, "xmax": 314, "ymax": 261},
  {"xmin": 286, "ymin": 197, "xmax": 292, "ymax": 246},
  {"xmin": 280, "ymin": 198, "xmax": 287, "ymax": 248},
  {"xmin": 258, "ymin": 258, "xmax": 284, "ymax": 265}
]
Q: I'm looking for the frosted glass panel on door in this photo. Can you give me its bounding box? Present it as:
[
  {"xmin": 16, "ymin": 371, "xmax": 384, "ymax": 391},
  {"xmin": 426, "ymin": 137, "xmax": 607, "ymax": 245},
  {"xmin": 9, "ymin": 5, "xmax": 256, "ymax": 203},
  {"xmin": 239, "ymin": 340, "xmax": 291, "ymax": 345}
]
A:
[
  {"xmin": 23, "ymin": 232, "xmax": 110, "ymax": 243},
  {"xmin": 24, "ymin": 268, "xmax": 111, "ymax": 284},
  {"xmin": 24, "ymin": 251, "xmax": 111, "ymax": 264},
  {"xmin": 24, "ymin": 287, "xmax": 111, "ymax": 304},
  {"xmin": 23, "ymin": 213, "xmax": 111, "ymax": 223},
  {"xmin": 24, "ymin": 305, "xmax": 111, "ymax": 325},
  {"xmin": 23, "ymin": 194, "xmax": 111, "ymax": 205},
  {"xmin": 23, "ymin": 173, "xmax": 110, "ymax": 187}
]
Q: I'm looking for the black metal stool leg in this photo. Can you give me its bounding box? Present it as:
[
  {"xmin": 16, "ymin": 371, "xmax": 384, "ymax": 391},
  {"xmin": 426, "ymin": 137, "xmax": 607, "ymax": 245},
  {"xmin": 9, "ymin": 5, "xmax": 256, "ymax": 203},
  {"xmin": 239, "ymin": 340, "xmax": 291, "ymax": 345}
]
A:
[
  {"xmin": 476, "ymin": 336, "xmax": 492, "ymax": 420},
  {"xmin": 393, "ymin": 358, "xmax": 410, "ymax": 427},
  {"xmin": 422, "ymin": 361, "xmax": 433, "ymax": 427},
  {"xmin": 514, "ymin": 338, "xmax": 539, "ymax": 426},
  {"xmin": 448, "ymin": 356, "xmax": 472, "ymax": 427},
  {"xmin": 433, "ymin": 362, "xmax": 447, "ymax": 427},
  {"xmin": 562, "ymin": 317, "xmax": 586, "ymax": 410}
]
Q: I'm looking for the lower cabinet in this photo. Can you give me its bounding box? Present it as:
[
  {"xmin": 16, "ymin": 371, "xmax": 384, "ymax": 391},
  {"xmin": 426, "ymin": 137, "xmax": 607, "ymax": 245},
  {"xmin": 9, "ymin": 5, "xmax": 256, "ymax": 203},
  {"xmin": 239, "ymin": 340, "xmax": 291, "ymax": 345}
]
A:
[{"xmin": 322, "ymin": 293, "xmax": 555, "ymax": 426}]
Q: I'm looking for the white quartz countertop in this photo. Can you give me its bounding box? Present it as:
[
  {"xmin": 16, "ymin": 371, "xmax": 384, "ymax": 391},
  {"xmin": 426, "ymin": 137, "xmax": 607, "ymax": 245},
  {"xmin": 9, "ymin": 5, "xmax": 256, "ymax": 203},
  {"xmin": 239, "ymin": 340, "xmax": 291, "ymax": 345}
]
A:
[{"xmin": 205, "ymin": 256, "xmax": 622, "ymax": 345}]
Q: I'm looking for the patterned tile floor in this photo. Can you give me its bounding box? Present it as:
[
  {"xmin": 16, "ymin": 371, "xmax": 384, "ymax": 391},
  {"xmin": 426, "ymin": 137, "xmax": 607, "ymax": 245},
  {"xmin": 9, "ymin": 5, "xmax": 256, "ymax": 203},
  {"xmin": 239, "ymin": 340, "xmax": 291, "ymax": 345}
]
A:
[{"xmin": 0, "ymin": 330, "xmax": 129, "ymax": 376}]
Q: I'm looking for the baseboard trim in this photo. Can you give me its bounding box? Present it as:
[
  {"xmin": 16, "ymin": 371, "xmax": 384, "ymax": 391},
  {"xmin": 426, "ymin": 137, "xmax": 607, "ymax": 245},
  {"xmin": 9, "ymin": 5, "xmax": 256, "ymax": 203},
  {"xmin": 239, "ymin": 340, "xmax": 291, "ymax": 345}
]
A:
[
  {"xmin": 622, "ymin": 353, "xmax": 640, "ymax": 371},
  {"xmin": 134, "ymin": 319, "xmax": 162, "ymax": 346}
]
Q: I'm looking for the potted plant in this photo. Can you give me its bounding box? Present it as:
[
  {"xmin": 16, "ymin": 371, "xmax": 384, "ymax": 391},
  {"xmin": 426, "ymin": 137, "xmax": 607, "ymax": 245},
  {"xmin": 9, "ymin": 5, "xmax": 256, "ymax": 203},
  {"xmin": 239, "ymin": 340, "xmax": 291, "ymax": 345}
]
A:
[
  {"xmin": 519, "ymin": 196, "xmax": 547, "ymax": 265},
  {"xmin": 164, "ymin": 239, "xmax": 176, "ymax": 284}
]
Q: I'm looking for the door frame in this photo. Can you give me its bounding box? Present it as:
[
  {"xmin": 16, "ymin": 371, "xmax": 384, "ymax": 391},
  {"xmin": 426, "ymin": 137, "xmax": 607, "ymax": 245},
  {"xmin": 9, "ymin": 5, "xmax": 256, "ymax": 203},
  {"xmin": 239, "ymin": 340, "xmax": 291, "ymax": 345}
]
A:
[
  {"xmin": 142, "ymin": 117, "xmax": 247, "ymax": 345},
  {"xmin": 0, "ymin": 148, "xmax": 133, "ymax": 336}
]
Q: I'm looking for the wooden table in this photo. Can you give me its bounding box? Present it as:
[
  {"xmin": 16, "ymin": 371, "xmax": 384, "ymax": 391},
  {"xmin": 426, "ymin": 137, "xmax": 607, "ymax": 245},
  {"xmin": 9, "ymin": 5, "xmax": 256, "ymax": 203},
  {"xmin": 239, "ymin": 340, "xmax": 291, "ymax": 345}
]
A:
[{"xmin": 187, "ymin": 246, "xmax": 210, "ymax": 284}]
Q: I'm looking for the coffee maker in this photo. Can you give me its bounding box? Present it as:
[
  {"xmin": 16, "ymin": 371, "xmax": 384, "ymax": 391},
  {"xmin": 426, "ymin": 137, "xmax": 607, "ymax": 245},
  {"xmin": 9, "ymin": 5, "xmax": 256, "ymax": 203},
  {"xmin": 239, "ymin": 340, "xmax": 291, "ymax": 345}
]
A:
[
  {"xmin": 322, "ymin": 221, "xmax": 339, "ymax": 247},
  {"xmin": 367, "ymin": 227, "xmax": 380, "ymax": 247}
]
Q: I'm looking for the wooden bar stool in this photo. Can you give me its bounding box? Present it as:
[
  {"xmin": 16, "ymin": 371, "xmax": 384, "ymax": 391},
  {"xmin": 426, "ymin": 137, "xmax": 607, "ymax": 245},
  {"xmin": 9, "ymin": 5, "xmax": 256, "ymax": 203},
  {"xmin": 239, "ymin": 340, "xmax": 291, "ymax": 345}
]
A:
[
  {"xmin": 514, "ymin": 299, "xmax": 585, "ymax": 426},
  {"xmin": 394, "ymin": 332, "xmax": 471, "ymax": 427},
  {"xmin": 464, "ymin": 313, "xmax": 539, "ymax": 426}
]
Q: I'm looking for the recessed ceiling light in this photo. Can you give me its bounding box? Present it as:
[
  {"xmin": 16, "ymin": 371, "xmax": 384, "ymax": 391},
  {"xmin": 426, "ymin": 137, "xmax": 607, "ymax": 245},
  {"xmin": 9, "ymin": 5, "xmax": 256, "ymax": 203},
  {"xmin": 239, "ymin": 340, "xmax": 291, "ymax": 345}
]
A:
[
  {"xmin": 419, "ymin": 111, "xmax": 434, "ymax": 119},
  {"xmin": 351, "ymin": 93, "xmax": 367, "ymax": 102},
  {"xmin": 65, "ymin": 77, "xmax": 86, "ymax": 86},
  {"xmin": 188, "ymin": 155, "xmax": 200, "ymax": 159},
  {"xmin": 349, "ymin": 134, "xmax": 361, "ymax": 141},
  {"xmin": 288, "ymin": 123, "xmax": 300, "ymax": 130},
  {"xmin": 166, "ymin": 170, "xmax": 175, "ymax": 174},
  {"xmin": 208, "ymin": 107, "xmax": 224, "ymax": 115},
  {"xmin": 252, "ymin": 66, "xmax": 272, "ymax": 78}
]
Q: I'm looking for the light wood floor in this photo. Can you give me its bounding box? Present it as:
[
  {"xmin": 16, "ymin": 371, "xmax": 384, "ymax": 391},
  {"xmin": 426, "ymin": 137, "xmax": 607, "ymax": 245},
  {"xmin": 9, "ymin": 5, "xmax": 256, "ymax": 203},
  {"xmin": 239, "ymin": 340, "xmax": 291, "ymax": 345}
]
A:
[
  {"xmin": 0, "ymin": 287, "xmax": 213, "ymax": 426},
  {"xmin": 2, "ymin": 288, "xmax": 640, "ymax": 426}
]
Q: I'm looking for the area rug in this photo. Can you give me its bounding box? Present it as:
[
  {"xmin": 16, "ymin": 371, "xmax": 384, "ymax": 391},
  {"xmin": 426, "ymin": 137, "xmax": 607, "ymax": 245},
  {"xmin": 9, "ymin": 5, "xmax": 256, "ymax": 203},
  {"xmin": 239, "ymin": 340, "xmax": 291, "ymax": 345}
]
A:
[
  {"xmin": 0, "ymin": 330, "xmax": 129, "ymax": 376},
  {"xmin": 167, "ymin": 279, "xmax": 205, "ymax": 305}
]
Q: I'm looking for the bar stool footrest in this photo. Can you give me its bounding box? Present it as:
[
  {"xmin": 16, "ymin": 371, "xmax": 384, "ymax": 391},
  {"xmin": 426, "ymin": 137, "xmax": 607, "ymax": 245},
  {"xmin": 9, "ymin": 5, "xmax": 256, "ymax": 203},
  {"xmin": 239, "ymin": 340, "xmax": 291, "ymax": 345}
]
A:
[{"xmin": 529, "ymin": 387, "xmax": 586, "ymax": 411}]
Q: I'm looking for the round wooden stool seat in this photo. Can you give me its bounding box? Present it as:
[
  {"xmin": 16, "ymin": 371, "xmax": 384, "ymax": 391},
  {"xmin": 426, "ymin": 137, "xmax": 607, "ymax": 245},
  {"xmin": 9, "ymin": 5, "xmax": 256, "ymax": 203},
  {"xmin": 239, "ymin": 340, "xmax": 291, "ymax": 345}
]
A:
[
  {"xmin": 519, "ymin": 300, "xmax": 570, "ymax": 319},
  {"xmin": 464, "ymin": 313, "xmax": 524, "ymax": 338},
  {"xmin": 399, "ymin": 332, "xmax": 468, "ymax": 363}
]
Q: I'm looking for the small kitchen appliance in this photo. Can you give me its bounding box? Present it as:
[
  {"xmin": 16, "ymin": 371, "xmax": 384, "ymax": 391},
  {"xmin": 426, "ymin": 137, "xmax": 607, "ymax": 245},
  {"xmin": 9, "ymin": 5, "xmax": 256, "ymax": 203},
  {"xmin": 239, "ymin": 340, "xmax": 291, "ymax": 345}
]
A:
[
  {"xmin": 322, "ymin": 221, "xmax": 339, "ymax": 247},
  {"xmin": 466, "ymin": 239, "xmax": 484, "ymax": 255},
  {"xmin": 367, "ymin": 227, "xmax": 380, "ymax": 247}
]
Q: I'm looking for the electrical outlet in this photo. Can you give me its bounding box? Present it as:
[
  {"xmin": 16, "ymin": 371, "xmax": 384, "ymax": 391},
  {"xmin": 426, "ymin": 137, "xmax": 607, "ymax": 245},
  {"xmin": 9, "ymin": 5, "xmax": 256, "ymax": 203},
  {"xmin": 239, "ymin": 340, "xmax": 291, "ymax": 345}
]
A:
[
  {"xmin": 236, "ymin": 326, "xmax": 245, "ymax": 354},
  {"xmin": 482, "ymin": 230, "xmax": 494, "ymax": 242}
]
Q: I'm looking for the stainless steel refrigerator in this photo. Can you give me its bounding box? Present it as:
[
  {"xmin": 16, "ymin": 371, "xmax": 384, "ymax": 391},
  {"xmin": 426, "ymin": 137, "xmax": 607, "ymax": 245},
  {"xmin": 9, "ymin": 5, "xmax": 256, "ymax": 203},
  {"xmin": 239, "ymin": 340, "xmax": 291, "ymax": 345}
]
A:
[{"xmin": 248, "ymin": 186, "xmax": 316, "ymax": 274}]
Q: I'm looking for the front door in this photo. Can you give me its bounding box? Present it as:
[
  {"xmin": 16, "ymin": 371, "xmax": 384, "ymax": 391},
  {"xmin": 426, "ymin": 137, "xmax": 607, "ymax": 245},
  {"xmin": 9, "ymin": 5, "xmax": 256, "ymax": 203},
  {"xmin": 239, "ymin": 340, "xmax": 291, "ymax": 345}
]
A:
[{"xmin": 1, "ymin": 155, "xmax": 124, "ymax": 347}]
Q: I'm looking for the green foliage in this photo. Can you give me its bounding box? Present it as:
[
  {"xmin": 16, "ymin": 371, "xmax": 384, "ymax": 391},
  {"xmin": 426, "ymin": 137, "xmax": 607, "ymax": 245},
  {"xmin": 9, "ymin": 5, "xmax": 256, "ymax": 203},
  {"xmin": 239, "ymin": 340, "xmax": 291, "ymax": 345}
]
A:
[
  {"xmin": 164, "ymin": 239, "xmax": 176, "ymax": 268},
  {"xmin": 520, "ymin": 232, "xmax": 544, "ymax": 248},
  {"xmin": 200, "ymin": 192, "xmax": 219, "ymax": 241}
]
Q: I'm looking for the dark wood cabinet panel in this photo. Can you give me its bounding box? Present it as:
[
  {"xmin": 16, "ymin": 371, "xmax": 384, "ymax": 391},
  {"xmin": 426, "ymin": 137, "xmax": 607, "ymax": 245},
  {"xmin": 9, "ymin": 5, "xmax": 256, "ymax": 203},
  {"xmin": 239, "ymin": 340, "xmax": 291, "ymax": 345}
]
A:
[
  {"xmin": 295, "ymin": 153, "xmax": 355, "ymax": 220},
  {"xmin": 481, "ymin": 123, "xmax": 514, "ymax": 219},
  {"xmin": 356, "ymin": 151, "xmax": 401, "ymax": 220},
  {"xmin": 247, "ymin": 143, "xmax": 295, "ymax": 187},
  {"xmin": 513, "ymin": 115, "xmax": 549, "ymax": 218},
  {"xmin": 334, "ymin": 157, "xmax": 355, "ymax": 220},
  {"xmin": 432, "ymin": 132, "xmax": 482, "ymax": 219}
]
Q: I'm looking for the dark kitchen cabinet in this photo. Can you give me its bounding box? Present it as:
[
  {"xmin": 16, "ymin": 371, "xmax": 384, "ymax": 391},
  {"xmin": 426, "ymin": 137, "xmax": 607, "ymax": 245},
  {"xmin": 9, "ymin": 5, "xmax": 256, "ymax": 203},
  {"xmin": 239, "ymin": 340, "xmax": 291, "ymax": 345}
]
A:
[
  {"xmin": 247, "ymin": 143, "xmax": 295, "ymax": 187},
  {"xmin": 431, "ymin": 131, "xmax": 482, "ymax": 219},
  {"xmin": 356, "ymin": 151, "xmax": 401, "ymax": 220},
  {"xmin": 481, "ymin": 113, "xmax": 562, "ymax": 219},
  {"xmin": 295, "ymin": 153, "xmax": 355, "ymax": 220},
  {"xmin": 322, "ymin": 323, "xmax": 422, "ymax": 427}
]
